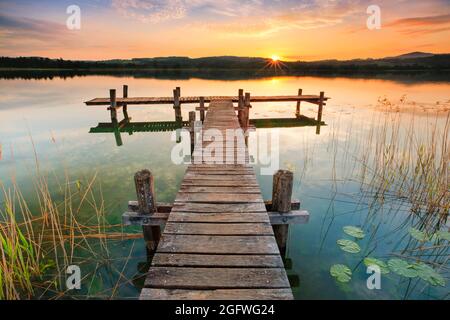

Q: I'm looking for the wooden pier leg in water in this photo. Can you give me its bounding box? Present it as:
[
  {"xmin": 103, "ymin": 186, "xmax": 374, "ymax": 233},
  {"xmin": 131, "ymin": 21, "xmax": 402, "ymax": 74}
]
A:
[
  {"xmin": 199, "ymin": 97, "xmax": 205, "ymax": 122},
  {"xmin": 237, "ymin": 89, "xmax": 244, "ymax": 127},
  {"xmin": 296, "ymin": 88, "xmax": 302, "ymax": 118},
  {"xmin": 316, "ymin": 91, "xmax": 325, "ymax": 135},
  {"xmin": 189, "ymin": 111, "xmax": 196, "ymax": 155},
  {"xmin": 272, "ymin": 170, "xmax": 293, "ymax": 256},
  {"xmin": 110, "ymin": 89, "xmax": 123, "ymax": 146},
  {"xmin": 122, "ymin": 85, "xmax": 130, "ymax": 122},
  {"xmin": 134, "ymin": 170, "xmax": 160, "ymax": 253},
  {"xmin": 109, "ymin": 89, "xmax": 117, "ymax": 124},
  {"xmin": 244, "ymin": 92, "xmax": 251, "ymax": 130},
  {"xmin": 173, "ymin": 88, "xmax": 182, "ymax": 122}
]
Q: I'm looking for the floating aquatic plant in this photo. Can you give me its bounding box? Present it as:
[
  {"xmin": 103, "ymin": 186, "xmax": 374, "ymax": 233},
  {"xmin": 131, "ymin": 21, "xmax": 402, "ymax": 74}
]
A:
[
  {"xmin": 387, "ymin": 259, "xmax": 418, "ymax": 278},
  {"xmin": 337, "ymin": 239, "xmax": 361, "ymax": 253},
  {"xmin": 408, "ymin": 228, "xmax": 429, "ymax": 242},
  {"xmin": 343, "ymin": 226, "xmax": 365, "ymax": 239},
  {"xmin": 363, "ymin": 257, "xmax": 390, "ymax": 274},
  {"xmin": 330, "ymin": 264, "xmax": 352, "ymax": 283},
  {"xmin": 433, "ymin": 230, "xmax": 450, "ymax": 242},
  {"xmin": 412, "ymin": 263, "xmax": 446, "ymax": 287}
]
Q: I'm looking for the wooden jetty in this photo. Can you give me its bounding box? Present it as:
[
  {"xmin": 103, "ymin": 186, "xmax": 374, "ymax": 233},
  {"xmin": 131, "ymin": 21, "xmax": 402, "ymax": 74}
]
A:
[
  {"xmin": 137, "ymin": 100, "xmax": 296, "ymax": 300},
  {"xmin": 85, "ymin": 86, "xmax": 328, "ymax": 128},
  {"xmin": 85, "ymin": 86, "xmax": 327, "ymax": 299}
]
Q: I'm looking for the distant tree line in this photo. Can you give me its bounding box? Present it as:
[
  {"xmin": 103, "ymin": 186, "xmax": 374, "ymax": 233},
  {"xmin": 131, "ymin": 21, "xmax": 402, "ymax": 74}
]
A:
[{"xmin": 0, "ymin": 55, "xmax": 449, "ymax": 73}]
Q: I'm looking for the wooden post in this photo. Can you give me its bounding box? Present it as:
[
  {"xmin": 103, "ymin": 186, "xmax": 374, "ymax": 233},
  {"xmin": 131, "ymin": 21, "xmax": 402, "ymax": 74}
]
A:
[
  {"xmin": 110, "ymin": 89, "xmax": 117, "ymax": 123},
  {"xmin": 316, "ymin": 91, "xmax": 325, "ymax": 135},
  {"xmin": 244, "ymin": 92, "xmax": 251, "ymax": 129},
  {"xmin": 296, "ymin": 88, "xmax": 302, "ymax": 118},
  {"xmin": 238, "ymin": 89, "xmax": 244, "ymax": 127},
  {"xmin": 189, "ymin": 111, "xmax": 196, "ymax": 155},
  {"xmin": 134, "ymin": 170, "xmax": 160, "ymax": 253},
  {"xmin": 123, "ymin": 85, "xmax": 129, "ymax": 122},
  {"xmin": 199, "ymin": 96, "xmax": 205, "ymax": 122},
  {"xmin": 173, "ymin": 89, "xmax": 182, "ymax": 122},
  {"xmin": 272, "ymin": 170, "xmax": 293, "ymax": 256}
]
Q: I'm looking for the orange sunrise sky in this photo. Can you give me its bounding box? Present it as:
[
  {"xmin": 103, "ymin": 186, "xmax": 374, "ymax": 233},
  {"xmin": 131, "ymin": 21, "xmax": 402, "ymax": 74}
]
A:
[{"xmin": 0, "ymin": 0, "xmax": 449, "ymax": 61}]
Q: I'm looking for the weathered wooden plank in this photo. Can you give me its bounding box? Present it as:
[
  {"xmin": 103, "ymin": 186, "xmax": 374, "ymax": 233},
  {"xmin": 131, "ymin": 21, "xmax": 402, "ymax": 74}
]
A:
[
  {"xmin": 171, "ymin": 202, "xmax": 266, "ymax": 213},
  {"xmin": 175, "ymin": 192, "xmax": 263, "ymax": 203},
  {"xmin": 268, "ymin": 210, "xmax": 310, "ymax": 225},
  {"xmin": 163, "ymin": 222, "xmax": 273, "ymax": 235},
  {"xmin": 157, "ymin": 235, "xmax": 279, "ymax": 254},
  {"xmin": 181, "ymin": 180, "xmax": 258, "ymax": 187},
  {"xmin": 188, "ymin": 164, "xmax": 252, "ymax": 169},
  {"xmin": 151, "ymin": 253, "xmax": 284, "ymax": 268},
  {"xmin": 144, "ymin": 267, "xmax": 290, "ymax": 289},
  {"xmin": 85, "ymin": 95, "xmax": 329, "ymax": 105},
  {"xmin": 183, "ymin": 174, "xmax": 256, "ymax": 181},
  {"xmin": 140, "ymin": 288, "xmax": 293, "ymax": 300},
  {"xmin": 168, "ymin": 211, "xmax": 270, "ymax": 223},
  {"xmin": 122, "ymin": 211, "xmax": 168, "ymax": 226},
  {"xmin": 186, "ymin": 169, "xmax": 253, "ymax": 175},
  {"xmin": 178, "ymin": 186, "xmax": 260, "ymax": 193}
]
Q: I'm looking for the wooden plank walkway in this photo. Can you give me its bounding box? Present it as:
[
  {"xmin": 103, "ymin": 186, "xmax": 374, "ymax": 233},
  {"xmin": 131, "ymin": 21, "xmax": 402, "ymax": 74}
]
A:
[
  {"xmin": 85, "ymin": 95, "xmax": 328, "ymax": 106},
  {"xmin": 140, "ymin": 100, "xmax": 293, "ymax": 300}
]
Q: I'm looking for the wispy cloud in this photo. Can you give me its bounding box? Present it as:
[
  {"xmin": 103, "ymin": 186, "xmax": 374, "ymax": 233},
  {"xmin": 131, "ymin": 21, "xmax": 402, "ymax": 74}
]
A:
[
  {"xmin": 387, "ymin": 14, "xmax": 450, "ymax": 27},
  {"xmin": 110, "ymin": 0, "xmax": 366, "ymax": 34},
  {"xmin": 386, "ymin": 13, "xmax": 450, "ymax": 35},
  {"xmin": 0, "ymin": 13, "xmax": 66, "ymax": 38},
  {"xmin": 111, "ymin": 0, "xmax": 187, "ymax": 23},
  {"xmin": 0, "ymin": 13, "xmax": 74, "ymax": 53},
  {"xmin": 185, "ymin": 0, "xmax": 367, "ymax": 37}
]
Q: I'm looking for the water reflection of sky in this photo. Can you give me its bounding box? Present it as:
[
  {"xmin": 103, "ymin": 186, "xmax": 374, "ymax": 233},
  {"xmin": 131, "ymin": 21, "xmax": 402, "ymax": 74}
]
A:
[{"xmin": 0, "ymin": 75, "xmax": 448, "ymax": 299}]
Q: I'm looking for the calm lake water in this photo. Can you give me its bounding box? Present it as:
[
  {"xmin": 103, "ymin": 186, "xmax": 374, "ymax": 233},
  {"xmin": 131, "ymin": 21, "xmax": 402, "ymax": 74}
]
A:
[{"xmin": 0, "ymin": 74, "xmax": 449, "ymax": 299}]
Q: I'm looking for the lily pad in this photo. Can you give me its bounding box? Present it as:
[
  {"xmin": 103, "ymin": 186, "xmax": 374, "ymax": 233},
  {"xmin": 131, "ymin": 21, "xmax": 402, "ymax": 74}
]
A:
[
  {"xmin": 434, "ymin": 230, "xmax": 450, "ymax": 242},
  {"xmin": 337, "ymin": 239, "xmax": 361, "ymax": 253},
  {"xmin": 408, "ymin": 227, "xmax": 428, "ymax": 242},
  {"xmin": 330, "ymin": 264, "xmax": 352, "ymax": 283},
  {"xmin": 363, "ymin": 257, "xmax": 390, "ymax": 274},
  {"xmin": 387, "ymin": 258, "xmax": 418, "ymax": 278},
  {"xmin": 343, "ymin": 226, "xmax": 365, "ymax": 239},
  {"xmin": 412, "ymin": 263, "xmax": 446, "ymax": 287}
]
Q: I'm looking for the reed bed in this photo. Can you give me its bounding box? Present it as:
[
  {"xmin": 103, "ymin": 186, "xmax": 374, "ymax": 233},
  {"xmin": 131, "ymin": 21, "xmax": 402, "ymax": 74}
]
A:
[
  {"xmin": 320, "ymin": 98, "xmax": 450, "ymax": 296},
  {"xmin": 0, "ymin": 158, "xmax": 141, "ymax": 300}
]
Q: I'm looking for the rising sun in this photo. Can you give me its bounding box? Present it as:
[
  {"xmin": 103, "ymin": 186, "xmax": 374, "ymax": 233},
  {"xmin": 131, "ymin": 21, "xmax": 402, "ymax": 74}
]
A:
[{"xmin": 271, "ymin": 55, "xmax": 280, "ymax": 62}]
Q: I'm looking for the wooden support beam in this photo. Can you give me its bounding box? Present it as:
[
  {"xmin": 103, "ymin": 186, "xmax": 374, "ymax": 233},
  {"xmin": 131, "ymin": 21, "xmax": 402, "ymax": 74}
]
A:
[
  {"xmin": 268, "ymin": 210, "xmax": 309, "ymax": 224},
  {"xmin": 189, "ymin": 111, "xmax": 196, "ymax": 155},
  {"xmin": 134, "ymin": 169, "xmax": 160, "ymax": 253},
  {"xmin": 173, "ymin": 88, "xmax": 182, "ymax": 122},
  {"xmin": 296, "ymin": 88, "xmax": 302, "ymax": 118},
  {"xmin": 109, "ymin": 89, "xmax": 117, "ymax": 123},
  {"xmin": 123, "ymin": 200, "xmax": 307, "ymax": 226},
  {"xmin": 238, "ymin": 89, "xmax": 245, "ymax": 128},
  {"xmin": 123, "ymin": 85, "xmax": 130, "ymax": 121},
  {"xmin": 244, "ymin": 92, "xmax": 251, "ymax": 129},
  {"xmin": 271, "ymin": 169, "xmax": 294, "ymax": 256},
  {"xmin": 199, "ymin": 96, "xmax": 205, "ymax": 122},
  {"xmin": 316, "ymin": 91, "xmax": 325, "ymax": 135}
]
